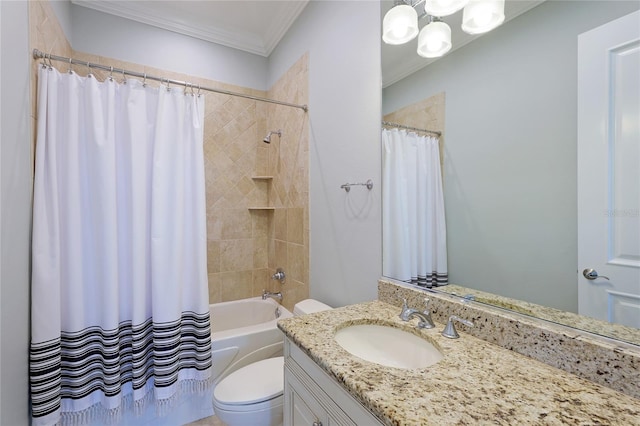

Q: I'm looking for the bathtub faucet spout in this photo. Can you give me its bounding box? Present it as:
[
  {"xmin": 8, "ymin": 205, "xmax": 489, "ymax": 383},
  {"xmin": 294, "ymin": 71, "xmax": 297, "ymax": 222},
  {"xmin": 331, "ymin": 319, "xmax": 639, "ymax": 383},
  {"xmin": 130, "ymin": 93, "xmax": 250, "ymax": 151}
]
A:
[{"xmin": 262, "ymin": 290, "xmax": 283, "ymax": 301}]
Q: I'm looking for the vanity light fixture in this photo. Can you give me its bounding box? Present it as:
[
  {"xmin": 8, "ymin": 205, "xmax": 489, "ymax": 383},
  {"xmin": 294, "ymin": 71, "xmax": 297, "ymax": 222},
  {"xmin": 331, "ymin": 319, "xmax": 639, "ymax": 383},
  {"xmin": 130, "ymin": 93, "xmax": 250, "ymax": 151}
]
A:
[
  {"xmin": 461, "ymin": 0, "xmax": 505, "ymax": 34},
  {"xmin": 382, "ymin": 3, "xmax": 419, "ymax": 45},
  {"xmin": 383, "ymin": 0, "xmax": 505, "ymax": 58},
  {"xmin": 424, "ymin": 0, "xmax": 469, "ymax": 17},
  {"xmin": 417, "ymin": 17, "xmax": 452, "ymax": 58}
]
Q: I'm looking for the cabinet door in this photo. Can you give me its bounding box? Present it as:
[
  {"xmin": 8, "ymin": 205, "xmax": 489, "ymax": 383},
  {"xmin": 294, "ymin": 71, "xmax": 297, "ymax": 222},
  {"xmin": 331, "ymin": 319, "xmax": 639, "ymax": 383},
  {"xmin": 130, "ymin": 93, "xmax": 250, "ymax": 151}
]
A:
[
  {"xmin": 284, "ymin": 339, "xmax": 383, "ymax": 426},
  {"xmin": 284, "ymin": 366, "xmax": 327, "ymax": 426},
  {"xmin": 291, "ymin": 388, "xmax": 321, "ymax": 426}
]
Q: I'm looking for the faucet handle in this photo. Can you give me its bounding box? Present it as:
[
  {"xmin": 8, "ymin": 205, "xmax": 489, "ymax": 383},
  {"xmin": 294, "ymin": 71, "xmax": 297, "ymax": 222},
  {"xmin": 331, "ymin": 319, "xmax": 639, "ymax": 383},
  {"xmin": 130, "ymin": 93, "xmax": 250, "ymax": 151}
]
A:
[
  {"xmin": 441, "ymin": 315, "xmax": 474, "ymax": 339},
  {"xmin": 422, "ymin": 297, "xmax": 431, "ymax": 312},
  {"xmin": 398, "ymin": 297, "xmax": 411, "ymax": 321},
  {"xmin": 271, "ymin": 268, "xmax": 286, "ymax": 283}
]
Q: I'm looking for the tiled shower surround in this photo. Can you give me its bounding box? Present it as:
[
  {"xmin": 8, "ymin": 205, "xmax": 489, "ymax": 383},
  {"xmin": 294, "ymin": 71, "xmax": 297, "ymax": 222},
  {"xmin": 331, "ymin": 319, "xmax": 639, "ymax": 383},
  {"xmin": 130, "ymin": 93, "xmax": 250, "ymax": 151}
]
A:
[
  {"xmin": 383, "ymin": 91, "xmax": 445, "ymax": 166},
  {"xmin": 29, "ymin": 0, "xmax": 310, "ymax": 312},
  {"xmin": 205, "ymin": 56, "xmax": 310, "ymax": 312}
]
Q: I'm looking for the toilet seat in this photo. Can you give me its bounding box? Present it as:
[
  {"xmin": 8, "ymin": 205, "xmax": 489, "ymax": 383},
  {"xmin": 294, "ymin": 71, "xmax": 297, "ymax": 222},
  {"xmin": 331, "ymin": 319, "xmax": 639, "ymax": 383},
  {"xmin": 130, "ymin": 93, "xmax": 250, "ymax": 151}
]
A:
[
  {"xmin": 212, "ymin": 300, "xmax": 332, "ymax": 426},
  {"xmin": 213, "ymin": 394, "xmax": 283, "ymax": 414},
  {"xmin": 213, "ymin": 356, "xmax": 284, "ymax": 408}
]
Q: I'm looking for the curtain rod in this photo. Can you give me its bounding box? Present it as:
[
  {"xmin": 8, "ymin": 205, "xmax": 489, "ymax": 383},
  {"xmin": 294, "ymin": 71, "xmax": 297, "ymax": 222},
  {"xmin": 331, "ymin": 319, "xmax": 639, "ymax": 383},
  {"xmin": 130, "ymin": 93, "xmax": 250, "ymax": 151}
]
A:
[
  {"xmin": 382, "ymin": 121, "xmax": 441, "ymax": 137},
  {"xmin": 33, "ymin": 49, "xmax": 308, "ymax": 112}
]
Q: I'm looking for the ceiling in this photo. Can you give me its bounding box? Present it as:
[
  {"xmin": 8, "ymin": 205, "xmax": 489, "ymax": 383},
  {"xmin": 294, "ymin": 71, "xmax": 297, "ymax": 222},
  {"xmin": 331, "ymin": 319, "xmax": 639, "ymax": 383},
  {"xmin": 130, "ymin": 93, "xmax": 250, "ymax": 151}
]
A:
[
  {"xmin": 72, "ymin": 0, "xmax": 545, "ymax": 88},
  {"xmin": 71, "ymin": 0, "xmax": 310, "ymax": 56}
]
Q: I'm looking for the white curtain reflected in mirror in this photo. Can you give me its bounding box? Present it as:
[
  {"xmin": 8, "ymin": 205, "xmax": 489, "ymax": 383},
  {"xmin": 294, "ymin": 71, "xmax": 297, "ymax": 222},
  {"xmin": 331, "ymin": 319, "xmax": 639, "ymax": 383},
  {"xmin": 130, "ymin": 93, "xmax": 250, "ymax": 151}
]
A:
[{"xmin": 382, "ymin": 128, "xmax": 448, "ymax": 287}]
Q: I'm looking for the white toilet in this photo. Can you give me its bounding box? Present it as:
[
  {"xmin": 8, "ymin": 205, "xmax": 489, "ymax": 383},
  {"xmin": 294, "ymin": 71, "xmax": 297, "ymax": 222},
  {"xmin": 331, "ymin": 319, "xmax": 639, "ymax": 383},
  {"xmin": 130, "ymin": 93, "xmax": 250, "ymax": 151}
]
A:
[{"xmin": 212, "ymin": 299, "xmax": 332, "ymax": 426}]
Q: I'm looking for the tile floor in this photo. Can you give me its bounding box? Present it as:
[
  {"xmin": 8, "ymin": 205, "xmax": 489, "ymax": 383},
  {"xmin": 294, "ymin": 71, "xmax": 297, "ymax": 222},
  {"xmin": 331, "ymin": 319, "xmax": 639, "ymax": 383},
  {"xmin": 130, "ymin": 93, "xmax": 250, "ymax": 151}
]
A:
[{"xmin": 186, "ymin": 415, "xmax": 227, "ymax": 426}]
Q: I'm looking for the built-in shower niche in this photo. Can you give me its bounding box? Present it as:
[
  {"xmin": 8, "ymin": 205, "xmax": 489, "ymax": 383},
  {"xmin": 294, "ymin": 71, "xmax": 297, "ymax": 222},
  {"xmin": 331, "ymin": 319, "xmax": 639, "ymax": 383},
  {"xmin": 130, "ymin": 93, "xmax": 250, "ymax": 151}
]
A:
[{"xmin": 248, "ymin": 176, "xmax": 274, "ymax": 210}]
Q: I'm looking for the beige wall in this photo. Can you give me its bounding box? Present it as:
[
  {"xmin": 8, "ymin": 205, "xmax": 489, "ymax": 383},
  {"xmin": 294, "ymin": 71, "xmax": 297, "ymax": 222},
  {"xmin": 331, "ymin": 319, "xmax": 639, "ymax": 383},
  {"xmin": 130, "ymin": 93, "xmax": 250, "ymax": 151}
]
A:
[
  {"xmin": 29, "ymin": 1, "xmax": 309, "ymax": 313},
  {"xmin": 205, "ymin": 55, "xmax": 309, "ymax": 312},
  {"xmin": 29, "ymin": 0, "xmax": 73, "ymax": 151},
  {"xmin": 265, "ymin": 55, "xmax": 310, "ymax": 311},
  {"xmin": 383, "ymin": 91, "xmax": 445, "ymax": 167}
]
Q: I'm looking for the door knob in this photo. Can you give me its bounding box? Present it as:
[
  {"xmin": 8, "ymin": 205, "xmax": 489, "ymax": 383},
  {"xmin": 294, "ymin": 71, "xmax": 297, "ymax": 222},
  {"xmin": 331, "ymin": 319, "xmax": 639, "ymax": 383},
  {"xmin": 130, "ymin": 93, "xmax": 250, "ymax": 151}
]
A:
[{"xmin": 582, "ymin": 268, "xmax": 610, "ymax": 280}]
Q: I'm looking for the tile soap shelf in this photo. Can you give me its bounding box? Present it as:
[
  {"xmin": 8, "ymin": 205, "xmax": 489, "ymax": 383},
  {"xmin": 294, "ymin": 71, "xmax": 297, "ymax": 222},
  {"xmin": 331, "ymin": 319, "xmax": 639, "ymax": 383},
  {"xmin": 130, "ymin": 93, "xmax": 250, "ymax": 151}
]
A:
[{"xmin": 249, "ymin": 176, "xmax": 274, "ymax": 211}]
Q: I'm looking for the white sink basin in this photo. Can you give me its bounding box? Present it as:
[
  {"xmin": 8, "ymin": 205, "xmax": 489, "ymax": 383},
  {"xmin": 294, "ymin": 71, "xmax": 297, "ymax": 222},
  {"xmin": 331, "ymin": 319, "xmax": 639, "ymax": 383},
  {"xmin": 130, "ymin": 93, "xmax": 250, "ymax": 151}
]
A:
[{"xmin": 334, "ymin": 324, "xmax": 443, "ymax": 369}]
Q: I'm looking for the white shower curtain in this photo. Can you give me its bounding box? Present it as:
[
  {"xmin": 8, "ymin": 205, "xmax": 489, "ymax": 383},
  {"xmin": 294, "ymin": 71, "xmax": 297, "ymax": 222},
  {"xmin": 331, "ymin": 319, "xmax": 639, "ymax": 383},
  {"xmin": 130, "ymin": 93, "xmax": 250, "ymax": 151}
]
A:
[
  {"xmin": 30, "ymin": 66, "xmax": 212, "ymax": 426},
  {"xmin": 382, "ymin": 128, "xmax": 448, "ymax": 287}
]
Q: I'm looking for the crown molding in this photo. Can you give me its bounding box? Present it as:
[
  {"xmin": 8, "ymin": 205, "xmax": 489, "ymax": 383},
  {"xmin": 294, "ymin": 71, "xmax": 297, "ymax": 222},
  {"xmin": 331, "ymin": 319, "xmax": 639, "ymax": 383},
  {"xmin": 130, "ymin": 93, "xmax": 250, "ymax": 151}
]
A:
[{"xmin": 71, "ymin": 0, "xmax": 308, "ymax": 57}]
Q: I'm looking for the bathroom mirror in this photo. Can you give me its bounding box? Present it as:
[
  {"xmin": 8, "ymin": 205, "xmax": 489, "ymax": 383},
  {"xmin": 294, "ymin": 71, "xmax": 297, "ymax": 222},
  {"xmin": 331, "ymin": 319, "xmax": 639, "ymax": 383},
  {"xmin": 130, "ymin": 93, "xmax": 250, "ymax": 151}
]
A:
[{"xmin": 381, "ymin": 0, "xmax": 640, "ymax": 346}]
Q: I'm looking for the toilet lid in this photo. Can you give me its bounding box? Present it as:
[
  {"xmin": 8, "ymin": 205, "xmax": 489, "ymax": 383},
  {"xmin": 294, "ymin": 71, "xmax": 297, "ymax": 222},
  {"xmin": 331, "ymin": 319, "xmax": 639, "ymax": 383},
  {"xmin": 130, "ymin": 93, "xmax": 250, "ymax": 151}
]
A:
[{"xmin": 214, "ymin": 357, "xmax": 284, "ymax": 405}]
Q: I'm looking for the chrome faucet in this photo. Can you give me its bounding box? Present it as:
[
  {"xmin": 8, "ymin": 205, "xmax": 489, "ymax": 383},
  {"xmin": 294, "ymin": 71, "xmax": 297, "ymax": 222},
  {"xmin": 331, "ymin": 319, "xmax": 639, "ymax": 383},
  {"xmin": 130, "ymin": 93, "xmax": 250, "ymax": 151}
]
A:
[
  {"xmin": 262, "ymin": 289, "xmax": 283, "ymax": 301},
  {"xmin": 271, "ymin": 268, "xmax": 286, "ymax": 283},
  {"xmin": 441, "ymin": 315, "xmax": 474, "ymax": 339},
  {"xmin": 408, "ymin": 310, "xmax": 435, "ymax": 329},
  {"xmin": 399, "ymin": 297, "xmax": 435, "ymax": 329},
  {"xmin": 398, "ymin": 297, "xmax": 413, "ymax": 321}
]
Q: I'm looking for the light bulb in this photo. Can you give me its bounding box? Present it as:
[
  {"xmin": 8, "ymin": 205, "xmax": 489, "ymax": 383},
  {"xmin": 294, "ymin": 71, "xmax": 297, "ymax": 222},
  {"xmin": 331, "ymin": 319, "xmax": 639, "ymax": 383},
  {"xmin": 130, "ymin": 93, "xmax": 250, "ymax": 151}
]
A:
[
  {"xmin": 383, "ymin": 5, "xmax": 419, "ymax": 45},
  {"xmin": 461, "ymin": 0, "xmax": 505, "ymax": 34},
  {"xmin": 427, "ymin": 38, "xmax": 444, "ymax": 52},
  {"xmin": 472, "ymin": 6, "xmax": 493, "ymax": 27},
  {"xmin": 424, "ymin": 0, "xmax": 470, "ymax": 17},
  {"xmin": 417, "ymin": 21, "xmax": 452, "ymax": 58},
  {"xmin": 392, "ymin": 18, "xmax": 413, "ymax": 38}
]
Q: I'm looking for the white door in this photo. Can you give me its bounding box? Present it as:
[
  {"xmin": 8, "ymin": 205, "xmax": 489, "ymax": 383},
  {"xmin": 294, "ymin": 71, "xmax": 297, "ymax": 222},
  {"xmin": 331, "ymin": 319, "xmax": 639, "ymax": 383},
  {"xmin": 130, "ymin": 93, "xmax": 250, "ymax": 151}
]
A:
[{"xmin": 578, "ymin": 10, "xmax": 640, "ymax": 328}]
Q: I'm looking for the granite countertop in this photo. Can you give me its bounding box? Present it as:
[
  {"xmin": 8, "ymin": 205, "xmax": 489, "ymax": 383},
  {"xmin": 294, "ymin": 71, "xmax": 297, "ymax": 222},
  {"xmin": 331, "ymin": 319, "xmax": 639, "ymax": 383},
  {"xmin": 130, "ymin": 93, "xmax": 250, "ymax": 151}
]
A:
[
  {"xmin": 277, "ymin": 300, "xmax": 640, "ymax": 426},
  {"xmin": 442, "ymin": 284, "xmax": 640, "ymax": 346}
]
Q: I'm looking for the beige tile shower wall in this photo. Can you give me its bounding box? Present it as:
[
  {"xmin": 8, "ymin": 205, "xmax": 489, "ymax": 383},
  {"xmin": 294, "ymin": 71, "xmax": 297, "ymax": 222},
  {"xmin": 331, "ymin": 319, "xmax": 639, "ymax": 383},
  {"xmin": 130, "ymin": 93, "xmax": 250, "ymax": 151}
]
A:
[
  {"xmin": 265, "ymin": 54, "xmax": 310, "ymax": 312},
  {"xmin": 29, "ymin": 0, "xmax": 284, "ymax": 305},
  {"xmin": 203, "ymin": 88, "xmax": 271, "ymax": 304},
  {"xmin": 383, "ymin": 92, "xmax": 446, "ymax": 167},
  {"xmin": 29, "ymin": 0, "xmax": 73, "ymax": 154}
]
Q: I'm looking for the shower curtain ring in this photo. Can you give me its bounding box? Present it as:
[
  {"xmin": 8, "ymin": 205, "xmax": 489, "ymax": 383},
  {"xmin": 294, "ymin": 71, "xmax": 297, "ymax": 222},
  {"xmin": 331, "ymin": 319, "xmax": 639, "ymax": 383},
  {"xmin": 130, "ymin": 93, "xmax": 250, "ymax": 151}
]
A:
[
  {"xmin": 197, "ymin": 84, "xmax": 202, "ymax": 98},
  {"xmin": 121, "ymin": 68, "xmax": 127, "ymax": 84},
  {"xmin": 68, "ymin": 58, "xmax": 73, "ymax": 74},
  {"xmin": 166, "ymin": 78, "xmax": 171, "ymax": 92},
  {"xmin": 86, "ymin": 61, "xmax": 92, "ymax": 78},
  {"xmin": 109, "ymin": 66, "xmax": 114, "ymax": 82},
  {"xmin": 143, "ymin": 73, "xmax": 147, "ymax": 87}
]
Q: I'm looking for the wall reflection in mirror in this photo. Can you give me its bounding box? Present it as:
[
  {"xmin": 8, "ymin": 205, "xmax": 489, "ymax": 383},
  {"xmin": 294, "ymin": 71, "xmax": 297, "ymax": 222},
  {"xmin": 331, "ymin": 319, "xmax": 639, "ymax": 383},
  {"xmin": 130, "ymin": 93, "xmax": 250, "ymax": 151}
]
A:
[{"xmin": 381, "ymin": 0, "xmax": 640, "ymax": 346}]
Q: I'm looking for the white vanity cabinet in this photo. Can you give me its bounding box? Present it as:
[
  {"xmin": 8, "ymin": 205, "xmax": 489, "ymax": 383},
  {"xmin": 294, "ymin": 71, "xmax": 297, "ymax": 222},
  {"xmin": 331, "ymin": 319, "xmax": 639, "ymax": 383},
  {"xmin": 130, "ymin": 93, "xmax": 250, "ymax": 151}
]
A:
[{"xmin": 283, "ymin": 337, "xmax": 384, "ymax": 426}]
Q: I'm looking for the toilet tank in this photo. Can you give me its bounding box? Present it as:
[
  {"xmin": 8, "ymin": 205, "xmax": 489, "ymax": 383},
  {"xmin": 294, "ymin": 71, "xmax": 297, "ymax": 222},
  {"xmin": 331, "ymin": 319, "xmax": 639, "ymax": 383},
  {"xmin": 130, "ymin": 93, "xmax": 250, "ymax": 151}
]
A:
[{"xmin": 293, "ymin": 299, "xmax": 332, "ymax": 316}]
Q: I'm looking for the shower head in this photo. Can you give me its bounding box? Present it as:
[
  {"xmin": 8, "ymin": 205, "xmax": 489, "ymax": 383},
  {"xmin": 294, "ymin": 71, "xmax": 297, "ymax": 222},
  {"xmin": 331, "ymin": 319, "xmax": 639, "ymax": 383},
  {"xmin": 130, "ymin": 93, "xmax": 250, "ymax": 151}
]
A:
[{"xmin": 263, "ymin": 130, "xmax": 282, "ymax": 144}]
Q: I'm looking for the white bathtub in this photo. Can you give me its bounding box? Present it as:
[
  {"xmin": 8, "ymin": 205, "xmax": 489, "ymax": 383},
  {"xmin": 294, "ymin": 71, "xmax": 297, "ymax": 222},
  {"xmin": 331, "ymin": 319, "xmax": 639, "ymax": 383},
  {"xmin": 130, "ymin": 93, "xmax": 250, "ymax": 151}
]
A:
[
  {"xmin": 142, "ymin": 297, "xmax": 290, "ymax": 425},
  {"xmin": 211, "ymin": 296, "xmax": 293, "ymax": 385},
  {"xmin": 116, "ymin": 297, "xmax": 289, "ymax": 426}
]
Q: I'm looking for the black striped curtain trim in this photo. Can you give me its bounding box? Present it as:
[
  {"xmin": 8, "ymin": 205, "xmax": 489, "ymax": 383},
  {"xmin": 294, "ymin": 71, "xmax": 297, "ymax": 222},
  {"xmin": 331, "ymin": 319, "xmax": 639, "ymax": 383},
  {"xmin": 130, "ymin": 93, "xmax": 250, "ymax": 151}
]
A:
[
  {"xmin": 30, "ymin": 311, "xmax": 212, "ymax": 419},
  {"xmin": 404, "ymin": 272, "xmax": 448, "ymax": 288}
]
